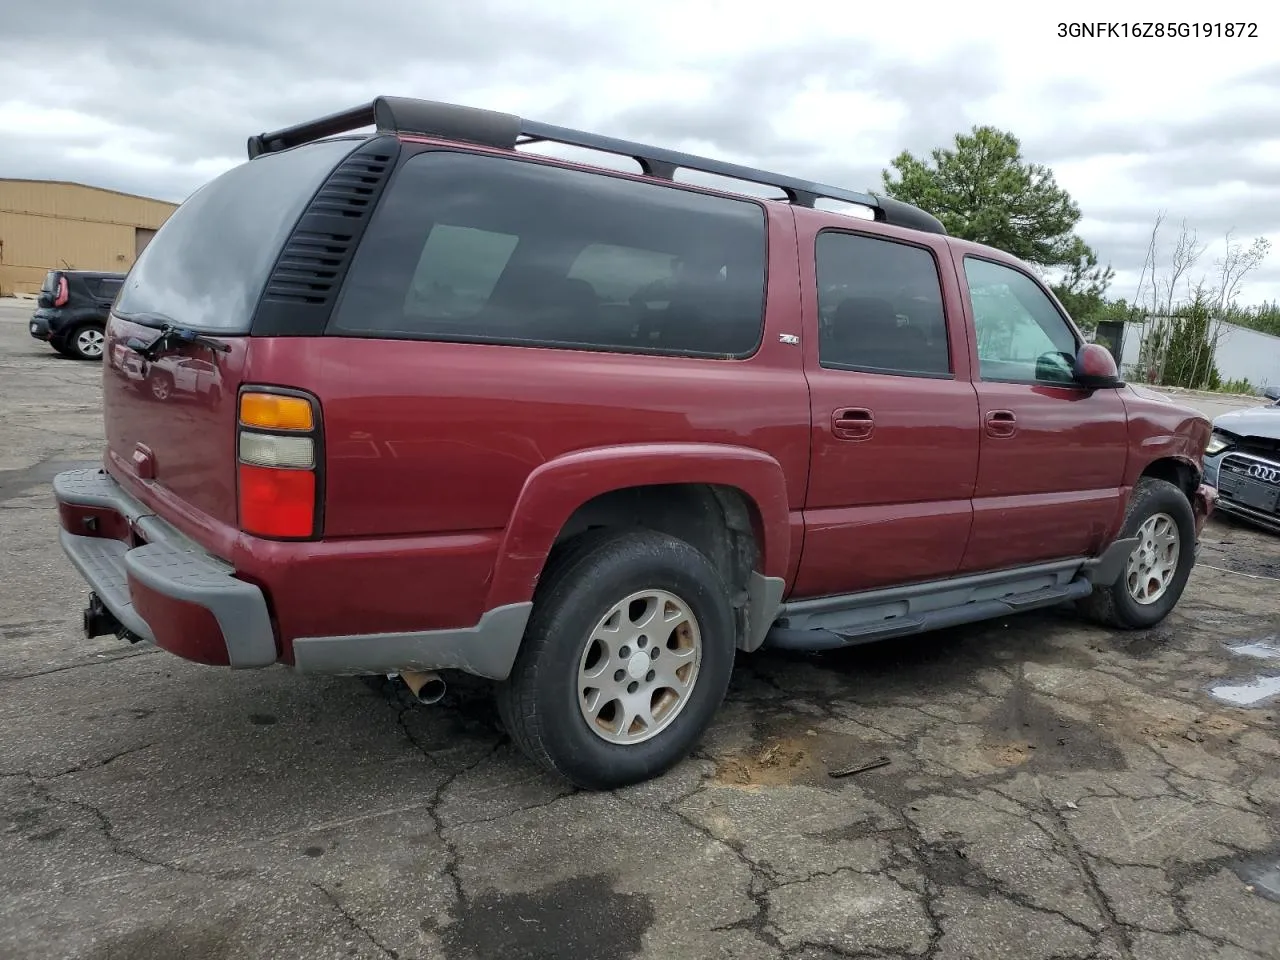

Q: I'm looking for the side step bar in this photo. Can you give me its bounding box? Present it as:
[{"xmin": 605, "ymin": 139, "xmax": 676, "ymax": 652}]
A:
[
  {"xmin": 765, "ymin": 576, "xmax": 1094, "ymax": 652},
  {"xmin": 762, "ymin": 538, "xmax": 1135, "ymax": 653}
]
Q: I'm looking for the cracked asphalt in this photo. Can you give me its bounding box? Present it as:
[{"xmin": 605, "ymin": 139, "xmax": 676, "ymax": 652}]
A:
[{"xmin": 2, "ymin": 297, "xmax": 1279, "ymax": 960}]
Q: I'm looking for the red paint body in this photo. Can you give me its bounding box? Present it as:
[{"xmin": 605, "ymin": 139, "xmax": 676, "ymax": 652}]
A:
[{"xmin": 70, "ymin": 136, "xmax": 1212, "ymax": 668}]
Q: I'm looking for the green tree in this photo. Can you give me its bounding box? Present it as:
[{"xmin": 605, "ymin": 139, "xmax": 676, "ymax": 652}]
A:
[
  {"xmin": 879, "ymin": 126, "xmax": 1099, "ymax": 271},
  {"xmin": 1049, "ymin": 239, "xmax": 1117, "ymax": 332}
]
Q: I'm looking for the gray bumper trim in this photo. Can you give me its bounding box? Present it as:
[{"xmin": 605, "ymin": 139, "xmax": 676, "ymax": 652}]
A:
[
  {"xmin": 54, "ymin": 468, "xmax": 277, "ymax": 669},
  {"xmin": 291, "ymin": 602, "xmax": 534, "ymax": 680}
]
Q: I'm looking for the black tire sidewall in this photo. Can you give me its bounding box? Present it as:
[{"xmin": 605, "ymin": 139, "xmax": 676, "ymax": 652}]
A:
[
  {"xmin": 516, "ymin": 532, "xmax": 735, "ymax": 789},
  {"xmin": 1109, "ymin": 479, "xmax": 1197, "ymax": 627}
]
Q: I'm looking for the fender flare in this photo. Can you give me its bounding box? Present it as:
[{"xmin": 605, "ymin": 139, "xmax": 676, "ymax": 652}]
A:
[{"xmin": 484, "ymin": 443, "xmax": 792, "ymax": 610}]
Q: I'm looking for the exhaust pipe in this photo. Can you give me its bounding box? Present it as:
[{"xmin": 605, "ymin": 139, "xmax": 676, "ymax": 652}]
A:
[{"xmin": 400, "ymin": 670, "xmax": 446, "ymax": 705}]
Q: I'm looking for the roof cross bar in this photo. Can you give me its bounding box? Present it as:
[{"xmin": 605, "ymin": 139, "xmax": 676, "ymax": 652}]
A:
[{"xmin": 246, "ymin": 96, "xmax": 947, "ymax": 235}]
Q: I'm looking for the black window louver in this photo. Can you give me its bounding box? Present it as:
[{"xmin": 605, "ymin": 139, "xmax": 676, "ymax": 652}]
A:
[{"xmin": 251, "ymin": 136, "xmax": 401, "ymax": 335}]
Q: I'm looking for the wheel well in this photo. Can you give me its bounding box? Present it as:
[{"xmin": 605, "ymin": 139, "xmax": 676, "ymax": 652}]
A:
[
  {"xmin": 1140, "ymin": 457, "xmax": 1197, "ymax": 500},
  {"xmin": 551, "ymin": 483, "xmax": 761, "ymax": 609}
]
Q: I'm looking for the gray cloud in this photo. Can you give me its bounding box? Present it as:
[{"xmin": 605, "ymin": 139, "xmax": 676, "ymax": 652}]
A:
[{"xmin": 3, "ymin": 9, "xmax": 1277, "ymax": 301}]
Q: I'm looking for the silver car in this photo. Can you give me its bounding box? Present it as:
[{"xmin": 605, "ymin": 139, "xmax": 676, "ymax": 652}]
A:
[{"xmin": 1203, "ymin": 385, "xmax": 1280, "ymax": 531}]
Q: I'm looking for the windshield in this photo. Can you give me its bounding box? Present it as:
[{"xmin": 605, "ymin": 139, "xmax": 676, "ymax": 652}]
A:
[{"xmin": 114, "ymin": 138, "xmax": 357, "ymax": 333}]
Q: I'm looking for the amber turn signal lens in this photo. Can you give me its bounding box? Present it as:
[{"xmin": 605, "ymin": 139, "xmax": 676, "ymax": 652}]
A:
[{"xmin": 239, "ymin": 392, "xmax": 314, "ymax": 431}]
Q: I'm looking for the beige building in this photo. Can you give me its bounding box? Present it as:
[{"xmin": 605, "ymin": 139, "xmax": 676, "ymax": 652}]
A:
[{"xmin": 0, "ymin": 179, "xmax": 177, "ymax": 297}]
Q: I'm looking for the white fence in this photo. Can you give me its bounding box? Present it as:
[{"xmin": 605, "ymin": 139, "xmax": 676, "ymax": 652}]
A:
[{"xmin": 1118, "ymin": 318, "xmax": 1280, "ymax": 389}]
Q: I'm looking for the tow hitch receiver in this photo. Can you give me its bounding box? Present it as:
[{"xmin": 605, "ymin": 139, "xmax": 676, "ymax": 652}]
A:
[{"xmin": 82, "ymin": 593, "xmax": 121, "ymax": 640}]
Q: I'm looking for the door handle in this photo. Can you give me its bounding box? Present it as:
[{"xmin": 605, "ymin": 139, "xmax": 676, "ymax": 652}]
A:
[
  {"xmin": 985, "ymin": 410, "xmax": 1017, "ymax": 438},
  {"xmin": 832, "ymin": 407, "xmax": 874, "ymax": 441}
]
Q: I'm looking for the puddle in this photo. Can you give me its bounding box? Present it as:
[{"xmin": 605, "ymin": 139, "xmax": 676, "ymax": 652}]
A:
[
  {"xmin": 1209, "ymin": 676, "xmax": 1280, "ymax": 706},
  {"xmin": 1225, "ymin": 638, "xmax": 1280, "ymax": 661},
  {"xmin": 1233, "ymin": 853, "xmax": 1280, "ymax": 903}
]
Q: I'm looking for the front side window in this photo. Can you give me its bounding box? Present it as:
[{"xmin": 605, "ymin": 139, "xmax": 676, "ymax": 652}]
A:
[
  {"xmin": 964, "ymin": 257, "xmax": 1078, "ymax": 384},
  {"xmin": 815, "ymin": 231, "xmax": 951, "ymax": 377},
  {"xmin": 330, "ymin": 151, "xmax": 768, "ymax": 358}
]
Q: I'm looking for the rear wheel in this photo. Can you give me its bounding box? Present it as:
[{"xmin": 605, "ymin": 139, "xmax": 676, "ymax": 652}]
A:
[
  {"xmin": 67, "ymin": 324, "xmax": 106, "ymax": 361},
  {"xmin": 496, "ymin": 529, "xmax": 736, "ymax": 790},
  {"xmin": 1080, "ymin": 477, "xmax": 1196, "ymax": 629}
]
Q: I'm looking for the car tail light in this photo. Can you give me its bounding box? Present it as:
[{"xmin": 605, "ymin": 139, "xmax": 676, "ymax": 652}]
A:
[
  {"xmin": 237, "ymin": 389, "xmax": 321, "ymax": 539},
  {"xmin": 54, "ymin": 275, "xmax": 69, "ymax": 307}
]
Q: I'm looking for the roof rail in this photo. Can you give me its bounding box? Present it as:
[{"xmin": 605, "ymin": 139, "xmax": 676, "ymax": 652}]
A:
[{"xmin": 246, "ymin": 96, "xmax": 947, "ymax": 235}]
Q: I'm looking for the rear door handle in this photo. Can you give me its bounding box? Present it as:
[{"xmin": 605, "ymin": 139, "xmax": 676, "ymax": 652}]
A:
[
  {"xmin": 985, "ymin": 410, "xmax": 1017, "ymax": 438},
  {"xmin": 832, "ymin": 407, "xmax": 874, "ymax": 441}
]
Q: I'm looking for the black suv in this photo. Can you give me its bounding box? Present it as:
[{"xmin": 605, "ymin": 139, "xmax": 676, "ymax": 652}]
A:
[{"xmin": 29, "ymin": 270, "xmax": 126, "ymax": 361}]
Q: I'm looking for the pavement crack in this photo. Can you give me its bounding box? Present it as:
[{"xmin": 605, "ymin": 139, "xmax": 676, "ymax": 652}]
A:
[
  {"xmin": 36, "ymin": 742, "xmax": 156, "ymax": 780},
  {"xmin": 629, "ymin": 794, "xmax": 786, "ymax": 953},
  {"xmin": 0, "ymin": 648, "xmax": 157, "ymax": 683},
  {"xmin": 433, "ymin": 737, "xmax": 508, "ymax": 908},
  {"xmin": 445, "ymin": 791, "xmax": 575, "ymax": 828},
  {"xmin": 313, "ymin": 882, "xmax": 399, "ymax": 959},
  {"xmin": 1034, "ymin": 776, "xmax": 1134, "ymax": 958},
  {"xmin": 29, "ymin": 776, "xmax": 231, "ymax": 880}
]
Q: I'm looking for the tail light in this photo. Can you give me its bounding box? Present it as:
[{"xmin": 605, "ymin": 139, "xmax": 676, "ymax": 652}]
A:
[
  {"xmin": 54, "ymin": 275, "xmax": 69, "ymax": 307},
  {"xmin": 236, "ymin": 389, "xmax": 322, "ymax": 539}
]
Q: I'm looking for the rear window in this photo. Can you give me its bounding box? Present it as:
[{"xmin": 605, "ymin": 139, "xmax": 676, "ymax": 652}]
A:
[
  {"xmin": 328, "ymin": 151, "xmax": 768, "ymax": 358},
  {"xmin": 114, "ymin": 139, "xmax": 357, "ymax": 333},
  {"xmin": 41, "ymin": 271, "xmax": 59, "ymax": 292}
]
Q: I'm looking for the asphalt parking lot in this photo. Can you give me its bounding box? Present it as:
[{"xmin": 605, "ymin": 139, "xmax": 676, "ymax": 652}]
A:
[{"xmin": 2, "ymin": 296, "xmax": 1279, "ymax": 960}]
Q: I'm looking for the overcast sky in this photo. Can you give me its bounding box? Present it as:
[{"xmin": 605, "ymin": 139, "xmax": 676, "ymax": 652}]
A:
[{"xmin": 2, "ymin": 0, "xmax": 1276, "ymax": 305}]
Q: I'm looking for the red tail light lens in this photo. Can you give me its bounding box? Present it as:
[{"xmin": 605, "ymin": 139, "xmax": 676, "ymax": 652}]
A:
[
  {"xmin": 238, "ymin": 465, "xmax": 316, "ymax": 538},
  {"xmin": 54, "ymin": 275, "xmax": 69, "ymax": 307},
  {"xmin": 236, "ymin": 389, "xmax": 321, "ymax": 539}
]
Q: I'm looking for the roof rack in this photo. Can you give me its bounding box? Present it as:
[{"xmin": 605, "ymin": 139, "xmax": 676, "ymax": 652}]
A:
[{"xmin": 246, "ymin": 96, "xmax": 947, "ymax": 235}]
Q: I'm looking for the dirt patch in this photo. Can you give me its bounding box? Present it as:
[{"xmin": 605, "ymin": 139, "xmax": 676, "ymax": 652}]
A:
[
  {"xmin": 983, "ymin": 670, "xmax": 1126, "ymax": 773},
  {"xmin": 713, "ymin": 733, "xmax": 826, "ymax": 788}
]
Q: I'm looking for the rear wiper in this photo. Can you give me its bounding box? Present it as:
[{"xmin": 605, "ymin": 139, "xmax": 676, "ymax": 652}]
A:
[{"xmin": 119, "ymin": 315, "xmax": 231, "ymax": 360}]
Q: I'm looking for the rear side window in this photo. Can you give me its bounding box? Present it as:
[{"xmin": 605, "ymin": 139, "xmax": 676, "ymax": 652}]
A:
[
  {"xmin": 329, "ymin": 151, "xmax": 768, "ymax": 358},
  {"xmin": 114, "ymin": 139, "xmax": 357, "ymax": 333},
  {"xmin": 815, "ymin": 231, "xmax": 951, "ymax": 377},
  {"xmin": 96, "ymin": 278, "xmax": 123, "ymax": 299}
]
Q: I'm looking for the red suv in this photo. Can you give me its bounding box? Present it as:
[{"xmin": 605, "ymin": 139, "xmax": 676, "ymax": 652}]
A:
[{"xmin": 54, "ymin": 96, "xmax": 1216, "ymax": 789}]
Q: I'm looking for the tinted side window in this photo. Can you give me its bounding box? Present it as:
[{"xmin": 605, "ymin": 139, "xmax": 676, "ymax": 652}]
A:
[
  {"xmin": 329, "ymin": 151, "xmax": 768, "ymax": 358},
  {"xmin": 96, "ymin": 278, "xmax": 123, "ymax": 299},
  {"xmin": 963, "ymin": 257, "xmax": 1077, "ymax": 384},
  {"xmin": 815, "ymin": 231, "xmax": 951, "ymax": 376}
]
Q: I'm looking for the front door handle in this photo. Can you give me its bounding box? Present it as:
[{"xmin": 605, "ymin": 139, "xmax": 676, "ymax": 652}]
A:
[
  {"xmin": 985, "ymin": 410, "xmax": 1017, "ymax": 438},
  {"xmin": 833, "ymin": 407, "xmax": 874, "ymax": 441}
]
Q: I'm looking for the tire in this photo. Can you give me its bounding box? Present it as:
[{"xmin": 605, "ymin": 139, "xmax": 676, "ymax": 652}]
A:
[
  {"xmin": 1079, "ymin": 477, "xmax": 1196, "ymax": 629},
  {"xmin": 66, "ymin": 323, "xmax": 106, "ymax": 361},
  {"xmin": 495, "ymin": 528, "xmax": 737, "ymax": 790},
  {"xmin": 50, "ymin": 337, "xmax": 77, "ymax": 359},
  {"xmin": 148, "ymin": 371, "xmax": 174, "ymax": 402}
]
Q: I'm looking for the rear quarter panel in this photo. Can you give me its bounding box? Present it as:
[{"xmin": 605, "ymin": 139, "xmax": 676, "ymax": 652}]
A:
[{"xmin": 244, "ymin": 203, "xmax": 811, "ymax": 635}]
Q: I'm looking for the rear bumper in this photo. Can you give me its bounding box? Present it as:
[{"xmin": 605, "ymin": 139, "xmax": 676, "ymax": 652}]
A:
[
  {"xmin": 52, "ymin": 467, "xmax": 532, "ymax": 678},
  {"xmin": 54, "ymin": 469, "xmax": 277, "ymax": 668},
  {"xmin": 29, "ymin": 314, "xmax": 50, "ymax": 341}
]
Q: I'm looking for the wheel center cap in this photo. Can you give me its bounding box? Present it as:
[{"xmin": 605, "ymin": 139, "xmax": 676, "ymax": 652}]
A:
[{"xmin": 626, "ymin": 651, "xmax": 651, "ymax": 680}]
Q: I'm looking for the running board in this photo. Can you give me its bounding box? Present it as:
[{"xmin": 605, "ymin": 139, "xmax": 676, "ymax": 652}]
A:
[{"xmin": 764, "ymin": 563, "xmax": 1098, "ymax": 653}]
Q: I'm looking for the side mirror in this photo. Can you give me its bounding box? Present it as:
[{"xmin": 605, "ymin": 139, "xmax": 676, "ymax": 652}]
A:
[
  {"xmin": 1263, "ymin": 384, "xmax": 1280, "ymax": 402},
  {"xmin": 1074, "ymin": 343, "xmax": 1123, "ymax": 389}
]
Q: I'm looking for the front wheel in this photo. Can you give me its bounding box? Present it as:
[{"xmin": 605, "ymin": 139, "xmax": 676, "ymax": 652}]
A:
[
  {"xmin": 1080, "ymin": 477, "xmax": 1196, "ymax": 629},
  {"xmin": 496, "ymin": 529, "xmax": 736, "ymax": 790}
]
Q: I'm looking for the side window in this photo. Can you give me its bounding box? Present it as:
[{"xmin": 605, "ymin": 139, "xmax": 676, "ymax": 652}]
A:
[
  {"xmin": 963, "ymin": 257, "xmax": 1078, "ymax": 384},
  {"xmin": 404, "ymin": 225, "xmax": 518, "ymax": 321},
  {"xmin": 330, "ymin": 151, "xmax": 768, "ymax": 358},
  {"xmin": 96, "ymin": 278, "xmax": 123, "ymax": 300},
  {"xmin": 815, "ymin": 232, "xmax": 951, "ymax": 376}
]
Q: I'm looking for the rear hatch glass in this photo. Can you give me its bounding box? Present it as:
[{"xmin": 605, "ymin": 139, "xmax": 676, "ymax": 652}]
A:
[
  {"xmin": 103, "ymin": 138, "xmax": 358, "ymax": 541},
  {"xmin": 114, "ymin": 137, "xmax": 358, "ymax": 333}
]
